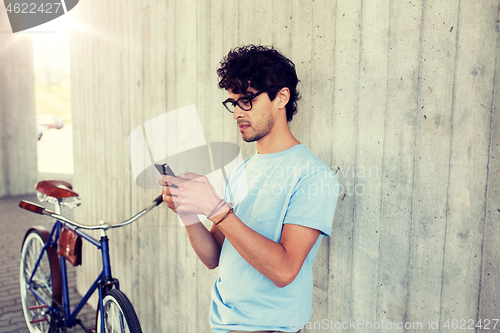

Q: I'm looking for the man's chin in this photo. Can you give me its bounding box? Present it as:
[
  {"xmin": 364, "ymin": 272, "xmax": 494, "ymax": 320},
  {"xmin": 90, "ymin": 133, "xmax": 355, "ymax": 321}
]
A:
[
  {"xmin": 241, "ymin": 132, "xmax": 260, "ymax": 142},
  {"xmin": 242, "ymin": 136, "xmax": 256, "ymax": 143},
  {"xmin": 241, "ymin": 129, "xmax": 267, "ymax": 143}
]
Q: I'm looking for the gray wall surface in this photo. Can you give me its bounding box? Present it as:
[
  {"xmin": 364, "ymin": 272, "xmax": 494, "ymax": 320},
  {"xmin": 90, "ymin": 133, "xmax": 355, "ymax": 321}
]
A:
[
  {"xmin": 70, "ymin": 0, "xmax": 500, "ymax": 332},
  {"xmin": 0, "ymin": 7, "xmax": 37, "ymax": 198}
]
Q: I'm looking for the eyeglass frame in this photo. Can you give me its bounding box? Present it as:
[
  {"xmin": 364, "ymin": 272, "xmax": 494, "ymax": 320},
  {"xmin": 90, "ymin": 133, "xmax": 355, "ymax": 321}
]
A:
[{"xmin": 222, "ymin": 90, "xmax": 265, "ymax": 113}]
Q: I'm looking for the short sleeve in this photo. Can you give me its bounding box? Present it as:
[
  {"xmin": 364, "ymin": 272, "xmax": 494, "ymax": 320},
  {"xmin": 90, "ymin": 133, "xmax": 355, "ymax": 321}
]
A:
[
  {"xmin": 283, "ymin": 167, "xmax": 339, "ymax": 237},
  {"xmin": 222, "ymin": 168, "xmax": 232, "ymax": 203}
]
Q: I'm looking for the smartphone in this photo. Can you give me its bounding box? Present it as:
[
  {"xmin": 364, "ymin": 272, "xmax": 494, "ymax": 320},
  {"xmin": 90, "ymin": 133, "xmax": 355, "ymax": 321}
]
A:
[{"xmin": 155, "ymin": 162, "xmax": 176, "ymax": 177}]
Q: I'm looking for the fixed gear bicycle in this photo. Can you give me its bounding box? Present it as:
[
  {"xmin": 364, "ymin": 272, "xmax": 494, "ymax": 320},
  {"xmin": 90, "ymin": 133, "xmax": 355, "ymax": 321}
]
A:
[{"xmin": 19, "ymin": 180, "xmax": 164, "ymax": 333}]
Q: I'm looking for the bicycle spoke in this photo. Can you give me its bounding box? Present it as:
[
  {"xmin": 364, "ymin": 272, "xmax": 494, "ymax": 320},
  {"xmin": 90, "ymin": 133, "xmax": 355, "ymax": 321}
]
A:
[
  {"xmin": 111, "ymin": 304, "xmax": 119, "ymax": 332},
  {"xmin": 110, "ymin": 305, "xmax": 116, "ymax": 331},
  {"xmin": 119, "ymin": 309, "xmax": 126, "ymax": 333},
  {"xmin": 104, "ymin": 301, "xmax": 130, "ymax": 333},
  {"xmin": 21, "ymin": 231, "xmax": 61, "ymax": 333}
]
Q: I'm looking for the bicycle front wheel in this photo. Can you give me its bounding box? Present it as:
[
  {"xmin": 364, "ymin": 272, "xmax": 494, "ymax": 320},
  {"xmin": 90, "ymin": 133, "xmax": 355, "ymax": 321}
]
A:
[
  {"xmin": 96, "ymin": 289, "xmax": 142, "ymax": 333},
  {"xmin": 20, "ymin": 228, "xmax": 62, "ymax": 333}
]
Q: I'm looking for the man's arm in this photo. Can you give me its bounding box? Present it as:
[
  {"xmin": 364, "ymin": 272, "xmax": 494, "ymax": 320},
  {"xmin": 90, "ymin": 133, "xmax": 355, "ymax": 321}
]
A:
[
  {"xmin": 183, "ymin": 221, "xmax": 224, "ymax": 269},
  {"xmin": 212, "ymin": 212, "xmax": 320, "ymax": 288},
  {"xmin": 161, "ymin": 190, "xmax": 225, "ymax": 270}
]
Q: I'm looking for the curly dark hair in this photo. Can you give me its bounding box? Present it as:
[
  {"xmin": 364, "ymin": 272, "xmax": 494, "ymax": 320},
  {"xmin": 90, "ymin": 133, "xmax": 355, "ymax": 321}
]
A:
[{"xmin": 217, "ymin": 45, "xmax": 300, "ymax": 122}]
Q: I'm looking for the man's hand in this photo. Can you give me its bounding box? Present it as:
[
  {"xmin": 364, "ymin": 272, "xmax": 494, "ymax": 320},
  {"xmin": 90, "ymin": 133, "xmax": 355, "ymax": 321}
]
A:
[
  {"xmin": 160, "ymin": 173, "xmax": 225, "ymax": 267},
  {"xmin": 160, "ymin": 172, "xmax": 229, "ymax": 219}
]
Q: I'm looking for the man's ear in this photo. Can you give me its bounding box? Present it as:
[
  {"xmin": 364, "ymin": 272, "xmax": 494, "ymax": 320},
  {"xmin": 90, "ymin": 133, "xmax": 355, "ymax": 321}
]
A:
[{"xmin": 276, "ymin": 87, "xmax": 290, "ymax": 109}]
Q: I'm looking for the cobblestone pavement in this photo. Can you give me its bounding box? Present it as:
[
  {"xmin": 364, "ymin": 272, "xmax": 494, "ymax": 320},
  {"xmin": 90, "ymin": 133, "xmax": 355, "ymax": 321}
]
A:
[{"xmin": 0, "ymin": 194, "xmax": 95, "ymax": 333}]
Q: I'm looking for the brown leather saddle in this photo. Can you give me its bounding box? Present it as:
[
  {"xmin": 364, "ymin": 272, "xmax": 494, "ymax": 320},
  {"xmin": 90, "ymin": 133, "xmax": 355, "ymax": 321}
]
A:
[{"xmin": 35, "ymin": 180, "xmax": 79, "ymax": 199}]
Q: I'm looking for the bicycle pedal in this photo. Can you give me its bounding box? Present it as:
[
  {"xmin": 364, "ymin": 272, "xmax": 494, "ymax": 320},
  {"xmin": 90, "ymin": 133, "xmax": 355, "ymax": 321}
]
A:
[
  {"xmin": 28, "ymin": 304, "xmax": 47, "ymax": 311},
  {"xmin": 30, "ymin": 318, "xmax": 49, "ymax": 324}
]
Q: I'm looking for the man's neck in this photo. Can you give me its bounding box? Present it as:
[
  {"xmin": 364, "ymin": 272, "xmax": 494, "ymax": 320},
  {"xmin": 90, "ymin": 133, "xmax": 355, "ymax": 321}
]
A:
[{"xmin": 256, "ymin": 127, "xmax": 300, "ymax": 154}]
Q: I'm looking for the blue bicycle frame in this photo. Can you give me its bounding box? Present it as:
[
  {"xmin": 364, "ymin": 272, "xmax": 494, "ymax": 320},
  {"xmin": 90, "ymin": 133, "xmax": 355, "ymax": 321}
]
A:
[
  {"xmin": 27, "ymin": 219, "xmax": 116, "ymax": 332},
  {"xmin": 21, "ymin": 192, "xmax": 161, "ymax": 332}
]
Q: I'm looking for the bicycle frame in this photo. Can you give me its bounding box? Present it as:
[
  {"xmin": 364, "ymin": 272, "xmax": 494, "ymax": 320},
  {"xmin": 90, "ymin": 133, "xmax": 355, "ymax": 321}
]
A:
[
  {"xmin": 28, "ymin": 218, "xmax": 116, "ymax": 332},
  {"xmin": 21, "ymin": 192, "xmax": 162, "ymax": 332}
]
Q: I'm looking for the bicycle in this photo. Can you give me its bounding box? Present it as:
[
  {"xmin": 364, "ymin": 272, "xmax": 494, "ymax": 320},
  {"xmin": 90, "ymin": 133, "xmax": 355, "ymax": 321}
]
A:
[{"xmin": 18, "ymin": 180, "xmax": 164, "ymax": 333}]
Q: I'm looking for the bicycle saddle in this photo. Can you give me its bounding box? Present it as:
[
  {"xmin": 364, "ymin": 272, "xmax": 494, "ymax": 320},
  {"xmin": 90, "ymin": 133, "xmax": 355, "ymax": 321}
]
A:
[{"xmin": 35, "ymin": 180, "xmax": 79, "ymax": 198}]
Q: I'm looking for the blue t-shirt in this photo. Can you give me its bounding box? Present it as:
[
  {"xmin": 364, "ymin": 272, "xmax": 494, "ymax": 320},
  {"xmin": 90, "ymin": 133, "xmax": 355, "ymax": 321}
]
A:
[{"xmin": 209, "ymin": 144, "xmax": 339, "ymax": 333}]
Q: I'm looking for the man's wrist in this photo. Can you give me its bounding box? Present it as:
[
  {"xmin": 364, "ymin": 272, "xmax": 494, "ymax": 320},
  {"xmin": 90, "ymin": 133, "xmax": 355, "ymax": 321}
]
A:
[
  {"xmin": 207, "ymin": 201, "xmax": 233, "ymax": 219},
  {"xmin": 206, "ymin": 199, "xmax": 227, "ymax": 218},
  {"xmin": 208, "ymin": 201, "xmax": 233, "ymax": 224},
  {"xmin": 211, "ymin": 208, "xmax": 234, "ymax": 225}
]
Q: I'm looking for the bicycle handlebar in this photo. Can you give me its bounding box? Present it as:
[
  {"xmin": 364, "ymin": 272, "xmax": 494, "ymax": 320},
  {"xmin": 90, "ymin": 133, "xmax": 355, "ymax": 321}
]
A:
[{"xmin": 19, "ymin": 194, "xmax": 164, "ymax": 231}]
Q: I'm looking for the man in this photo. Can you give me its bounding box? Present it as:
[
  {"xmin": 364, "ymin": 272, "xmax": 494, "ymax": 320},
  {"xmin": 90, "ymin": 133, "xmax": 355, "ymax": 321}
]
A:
[{"xmin": 161, "ymin": 45, "xmax": 338, "ymax": 333}]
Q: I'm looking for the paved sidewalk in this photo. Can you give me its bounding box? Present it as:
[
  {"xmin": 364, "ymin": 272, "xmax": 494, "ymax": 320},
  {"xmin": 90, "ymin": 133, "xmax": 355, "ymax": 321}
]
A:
[{"xmin": 0, "ymin": 194, "xmax": 94, "ymax": 332}]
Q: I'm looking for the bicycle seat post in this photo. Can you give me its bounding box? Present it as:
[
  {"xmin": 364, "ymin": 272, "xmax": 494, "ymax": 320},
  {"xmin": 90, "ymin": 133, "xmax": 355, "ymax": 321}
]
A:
[{"xmin": 54, "ymin": 199, "xmax": 62, "ymax": 215}]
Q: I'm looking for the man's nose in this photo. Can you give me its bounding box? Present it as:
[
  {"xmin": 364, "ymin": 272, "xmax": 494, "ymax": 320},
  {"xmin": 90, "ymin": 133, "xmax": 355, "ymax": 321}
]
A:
[{"xmin": 232, "ymin": 105, "xmax": 246, "ymax": 120}]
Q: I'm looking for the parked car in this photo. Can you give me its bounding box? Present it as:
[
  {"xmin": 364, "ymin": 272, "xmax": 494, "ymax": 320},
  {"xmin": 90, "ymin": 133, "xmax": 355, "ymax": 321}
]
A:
[
  {"xmin": 36, "ymin": 115, "xmax": 64, "ymax": 129},
  {"xmin": 36, "ymin": 124, "xmax": 45, "ymax": 140}
]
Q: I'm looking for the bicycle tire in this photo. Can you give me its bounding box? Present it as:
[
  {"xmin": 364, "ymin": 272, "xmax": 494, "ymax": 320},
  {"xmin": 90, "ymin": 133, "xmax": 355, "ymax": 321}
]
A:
[
  {"xmin": 20, "ymin": 228, "xmax": 62, "ymax": 333},
  {"xmin": 96, "ymin": 289, "xmax": 142, "ymax": 333}
]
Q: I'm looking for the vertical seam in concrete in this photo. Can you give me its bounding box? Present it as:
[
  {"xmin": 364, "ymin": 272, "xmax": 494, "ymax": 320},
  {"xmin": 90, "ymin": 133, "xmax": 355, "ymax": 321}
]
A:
[
  {"xmin": 237, "ymin": 0, "xmax": 241, "ymax": 47},
  {"xmin": 235, "ymin": 0, "xmax": 241, "ymax": 143},
  {"xmin": 350, "ymin": 0, "xmax": 363, "ymax": 328},
  {"xmin": 1, "ymin": 54, "xmax": 10, "ymax": 196},
  {"xmin": 440, "ymin": 0, "xmax": 462, "ymax": 327},
  {"xmin": 477, "ymin": 3, "xmax": 500, "ymax": 324},
  {"xmin": 157, "ymin": 3, "xmax": 164, "ymax": 325},
  {"xmin": 271, "ymin": 0, "xmax": 274, "ymax": 46},
  {"xmin": 310, "ymin": 0, "xmax": 331, "ymax": 297},
  {"xmin": 173, "ymin": 0, "xmax": 177, "ymax": 110},
  {"xmin": 309, "ymin": 3, "xmax": 314, "ymax": 146},
  {"xmin": 331, "ymin": 0, "xmax": 337, "ymax": 170},
  {"xmin": 289, "ymin": 0, "xmax": 292, "ymax": 68},
  {"xmin": 127, "ymin": 0, "xmax": 133, "ymax": 222},
  {"xmin": 0, "ymin": 74, "xmax": 8, "ymax": 196},
  {"xmin": 165, "ymin": 0, "xmax": 171, "ymax": 111},
  {"xmin": 377, "ymin": 0, "xmax": 392, "ymax": 325},
  {"xmin": 172, "ymin": 1, "xmax": 179, "ymax": 330},
  {"xmin": 405, "ymin": 0, "xmax": 427, "ymax": 328},
  {"xmin": 220, "ymin": 0, "xmax": 225, "ymax": 142},
  {"xmin": 195, "ymin": 0, "xmax": 201, "ymax": 327},
  {"xmin": 328, "ymin": 0, "xmax": 338, "ymax": 318}
]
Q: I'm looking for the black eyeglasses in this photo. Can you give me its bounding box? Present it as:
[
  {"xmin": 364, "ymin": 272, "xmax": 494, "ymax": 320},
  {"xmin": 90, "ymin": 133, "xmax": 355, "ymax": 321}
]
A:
[{"xmin": 222, "ymin": 91, "xmax": 264, "ymax": 113}]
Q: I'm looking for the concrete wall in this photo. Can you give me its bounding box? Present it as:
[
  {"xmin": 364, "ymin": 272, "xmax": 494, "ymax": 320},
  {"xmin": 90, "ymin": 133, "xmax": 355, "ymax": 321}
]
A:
[
  {"xmin": 0, "ymin": 3, "xmax": 37, "ymax": 198},
  {"xmin": 71, "ymin": 1, "xmax": 500, "ymax": 332}
]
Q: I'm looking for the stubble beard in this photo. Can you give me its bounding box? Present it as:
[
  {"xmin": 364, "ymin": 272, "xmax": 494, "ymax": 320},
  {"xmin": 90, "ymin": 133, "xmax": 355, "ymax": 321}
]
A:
[{"xmin": 242, "ymin": 113, "xmax": 275, "ymax": 143}]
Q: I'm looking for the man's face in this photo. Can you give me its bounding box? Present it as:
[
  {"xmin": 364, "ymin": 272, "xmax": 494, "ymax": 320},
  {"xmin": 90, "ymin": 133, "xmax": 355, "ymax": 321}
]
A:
[{"xmin": 229, "ymin": 88, "xmax": 276, "ymax": 143}]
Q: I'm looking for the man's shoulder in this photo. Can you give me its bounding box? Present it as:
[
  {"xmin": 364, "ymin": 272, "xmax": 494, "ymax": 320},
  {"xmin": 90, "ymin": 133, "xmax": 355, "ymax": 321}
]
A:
[{"xmin": 291, "ymin": 145, "xmax": 336, "ymax": 177}]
